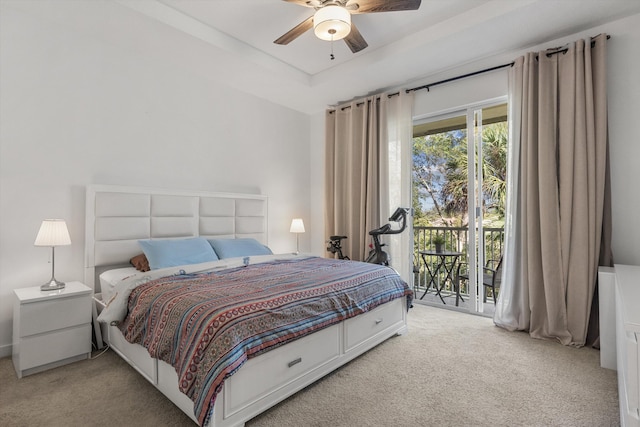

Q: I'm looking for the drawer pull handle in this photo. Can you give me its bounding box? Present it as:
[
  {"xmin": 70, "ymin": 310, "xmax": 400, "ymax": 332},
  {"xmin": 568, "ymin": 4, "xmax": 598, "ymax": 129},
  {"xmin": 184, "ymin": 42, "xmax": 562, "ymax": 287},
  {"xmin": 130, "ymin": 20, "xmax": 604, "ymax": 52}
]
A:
[
  {"xmin": 288, "ymin": 357, "xmax": 302, "ymax": 368},
  {"xmin": 375, "ymin": 318, "xmax": 383, "ymax": 325}
]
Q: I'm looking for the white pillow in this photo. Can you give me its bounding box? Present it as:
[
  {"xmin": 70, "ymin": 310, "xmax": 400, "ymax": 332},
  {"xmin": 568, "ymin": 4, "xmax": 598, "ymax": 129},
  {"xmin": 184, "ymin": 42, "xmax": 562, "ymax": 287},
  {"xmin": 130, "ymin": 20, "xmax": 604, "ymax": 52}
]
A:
[{"xmin": 99, "ymin": 267, "xmax": 138, "ymax": 303}]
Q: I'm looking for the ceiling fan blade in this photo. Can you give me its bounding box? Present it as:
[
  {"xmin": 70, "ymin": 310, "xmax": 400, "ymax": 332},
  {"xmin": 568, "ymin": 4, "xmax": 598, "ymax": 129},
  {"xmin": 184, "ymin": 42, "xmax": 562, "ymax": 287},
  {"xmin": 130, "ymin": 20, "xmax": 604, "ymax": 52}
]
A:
[
  {"xmin": 343, "ymin": 23, "xmax": 368, "ymax": 53},
  {"xmin": 274, "ymin": 16, "xmax": 314, "ymax": 45},
  {"xmin": 349, "ymin": 0, "xmax": 421, "ymax": 14},
  {"xmin": 281, "ymin": 0, "xmax": 320, "ymax": 7}
]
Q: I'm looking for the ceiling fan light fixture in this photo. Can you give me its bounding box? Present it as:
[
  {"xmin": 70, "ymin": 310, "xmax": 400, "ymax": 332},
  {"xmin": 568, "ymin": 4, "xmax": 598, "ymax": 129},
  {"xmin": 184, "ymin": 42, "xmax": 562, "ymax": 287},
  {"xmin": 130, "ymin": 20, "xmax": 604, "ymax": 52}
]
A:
[{"xmin": 313, "ymin": 5, "xmax": 351, "ymax": 41}]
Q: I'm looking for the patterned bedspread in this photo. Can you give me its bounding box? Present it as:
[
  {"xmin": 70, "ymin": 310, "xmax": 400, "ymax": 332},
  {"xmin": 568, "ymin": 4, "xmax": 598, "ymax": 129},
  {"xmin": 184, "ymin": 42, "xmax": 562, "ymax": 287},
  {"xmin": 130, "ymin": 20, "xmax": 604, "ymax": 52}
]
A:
[{"xmin": 120, "ymin": 256, "xmax": 413, "ymax": 426}]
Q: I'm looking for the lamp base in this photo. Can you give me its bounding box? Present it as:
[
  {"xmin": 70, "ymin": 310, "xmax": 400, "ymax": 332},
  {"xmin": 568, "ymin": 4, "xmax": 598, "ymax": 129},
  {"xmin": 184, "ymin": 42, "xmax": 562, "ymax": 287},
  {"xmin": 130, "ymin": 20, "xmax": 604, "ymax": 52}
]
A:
[{"xmin": 41, "ymin": 278, "xmax": 65, "ymax": 291}]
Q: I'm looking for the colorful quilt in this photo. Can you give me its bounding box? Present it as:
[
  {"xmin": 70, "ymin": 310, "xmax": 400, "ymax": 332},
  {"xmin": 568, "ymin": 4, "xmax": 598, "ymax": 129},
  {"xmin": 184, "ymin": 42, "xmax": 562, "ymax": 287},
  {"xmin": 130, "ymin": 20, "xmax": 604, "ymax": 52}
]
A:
[{"xmin": 120, "ymin": 256, "xmax": 413, "ymax": 426}]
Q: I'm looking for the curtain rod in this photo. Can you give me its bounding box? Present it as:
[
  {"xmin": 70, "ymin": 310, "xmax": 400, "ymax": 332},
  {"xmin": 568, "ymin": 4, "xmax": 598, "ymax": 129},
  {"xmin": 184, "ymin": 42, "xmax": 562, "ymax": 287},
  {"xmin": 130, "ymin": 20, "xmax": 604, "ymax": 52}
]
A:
[
  {"xmin": 406, "ymin": 34, "xmax": 609, "ymax": 92},
  {"xmin": 329, "ymin": 33, "xmax": 609, "ymax": 113},
  {"xmin": 329, "ymin": 62, "xmax": 512, "ymax": 112},
  {"xmin": 405, "ymin": 62, "xmax": 514, "ymax": 95},
  {"xmin": 541, "ymin": 33, "xmax": 610, "ymax": 58}
]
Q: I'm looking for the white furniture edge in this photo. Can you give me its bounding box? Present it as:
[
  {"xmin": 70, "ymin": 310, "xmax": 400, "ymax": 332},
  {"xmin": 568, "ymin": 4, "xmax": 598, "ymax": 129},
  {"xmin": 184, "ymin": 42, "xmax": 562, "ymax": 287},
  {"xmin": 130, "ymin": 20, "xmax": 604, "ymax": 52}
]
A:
[
  {"xmin": 598, "ymin": 266, "xmax": 617, "ymax": 370},
  {"xmin": 86, "ymin": 185, "xmax": 409, "ymax": 427},
  {"xmin": 614, "ymin": 264, "xmax": 640, "ymax": 427}
]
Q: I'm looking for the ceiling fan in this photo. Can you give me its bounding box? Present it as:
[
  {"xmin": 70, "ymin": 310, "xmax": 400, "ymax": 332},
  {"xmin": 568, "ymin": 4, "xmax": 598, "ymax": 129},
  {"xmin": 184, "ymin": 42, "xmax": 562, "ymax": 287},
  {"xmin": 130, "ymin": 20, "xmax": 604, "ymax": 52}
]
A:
[{"xmin": 274, "ymin": 0, "xmax": 422, "ymax": 54}]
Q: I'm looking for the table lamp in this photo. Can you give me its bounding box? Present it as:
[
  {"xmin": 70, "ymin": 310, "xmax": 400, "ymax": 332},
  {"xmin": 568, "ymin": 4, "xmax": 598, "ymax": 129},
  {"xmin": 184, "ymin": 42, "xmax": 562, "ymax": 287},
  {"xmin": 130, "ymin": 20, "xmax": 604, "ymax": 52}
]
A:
[
  {"xmin": 290, "ymin": 218, "xmax": 305, "ymax": 254},
  {"xmin": 34, "ymin": 219, "xmax": 71, "ymax": 291}
]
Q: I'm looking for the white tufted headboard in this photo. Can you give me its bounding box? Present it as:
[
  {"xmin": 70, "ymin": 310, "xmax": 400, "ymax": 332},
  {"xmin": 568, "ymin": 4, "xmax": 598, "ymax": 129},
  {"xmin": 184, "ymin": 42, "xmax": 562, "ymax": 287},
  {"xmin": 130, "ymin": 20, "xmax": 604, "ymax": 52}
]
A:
[{"xmin": 84, "ymin": 185, "xmax": 268, "ymax": 291}]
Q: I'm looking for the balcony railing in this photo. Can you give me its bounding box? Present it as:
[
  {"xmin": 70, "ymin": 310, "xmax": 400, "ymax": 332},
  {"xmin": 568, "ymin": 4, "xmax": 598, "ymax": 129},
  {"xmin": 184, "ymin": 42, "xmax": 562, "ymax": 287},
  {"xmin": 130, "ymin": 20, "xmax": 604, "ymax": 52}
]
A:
[{"xmin": 413, "ymin": 226, "xmax": 504, "ymax": 299}]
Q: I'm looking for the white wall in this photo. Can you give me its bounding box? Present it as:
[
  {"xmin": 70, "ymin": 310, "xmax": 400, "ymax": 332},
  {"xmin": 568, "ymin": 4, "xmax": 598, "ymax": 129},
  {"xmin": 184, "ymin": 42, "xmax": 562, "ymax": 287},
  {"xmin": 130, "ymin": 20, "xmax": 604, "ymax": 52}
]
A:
[
  {"xmin": 0, "ymin": 5, "xmax": 311, "ymax": 356},
  {"xmin": 605, "ymin": 15, "xmax": 640, "ymax": 266}
]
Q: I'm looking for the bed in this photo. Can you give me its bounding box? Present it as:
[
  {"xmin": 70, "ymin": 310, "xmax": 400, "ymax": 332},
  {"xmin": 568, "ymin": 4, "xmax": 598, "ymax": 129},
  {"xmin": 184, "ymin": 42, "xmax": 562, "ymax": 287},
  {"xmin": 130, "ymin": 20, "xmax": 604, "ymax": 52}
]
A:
[{"xmin": 85, "ymin": 185, "xmax": 412, "ymax": 427}]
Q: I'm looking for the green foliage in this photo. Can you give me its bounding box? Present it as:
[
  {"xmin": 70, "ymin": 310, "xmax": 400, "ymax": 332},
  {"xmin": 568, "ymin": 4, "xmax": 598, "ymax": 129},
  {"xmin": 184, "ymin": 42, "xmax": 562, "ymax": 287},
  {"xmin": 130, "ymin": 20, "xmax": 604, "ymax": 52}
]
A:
[
  {"xmin": 412, "ymin": 129, "xmax": 468, "ymax": 227},
  {"xmin": 431, "ymin": 233, "xmax": 445, "ymax": 245},
  {"xmin": 481, "ymin": 122, "xmax": 508, "ymax": 216},
  {"xmin": 412, "ymin": 121, "xmax": 508, "ymax": 226}
]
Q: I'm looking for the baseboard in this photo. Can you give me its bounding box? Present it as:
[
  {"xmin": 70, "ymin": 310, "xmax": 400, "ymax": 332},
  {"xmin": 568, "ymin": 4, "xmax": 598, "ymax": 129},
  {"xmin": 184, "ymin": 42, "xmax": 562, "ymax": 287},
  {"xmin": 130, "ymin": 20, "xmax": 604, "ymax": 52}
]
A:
[{"xmin": 0, "ymin": 342, "xmax": 12, "ymax": 359}]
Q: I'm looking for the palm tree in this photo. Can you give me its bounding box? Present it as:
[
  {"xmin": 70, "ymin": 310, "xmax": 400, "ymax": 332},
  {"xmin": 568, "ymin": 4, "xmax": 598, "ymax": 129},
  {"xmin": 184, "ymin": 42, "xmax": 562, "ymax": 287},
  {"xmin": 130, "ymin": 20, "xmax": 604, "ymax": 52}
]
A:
[
  {"xmin": 412, "ymin": 121, "xmax": 508, "ymax": 225},
  {"xmin": 480, "ymin": 122, "xmax": 507, "ymax": 216}
]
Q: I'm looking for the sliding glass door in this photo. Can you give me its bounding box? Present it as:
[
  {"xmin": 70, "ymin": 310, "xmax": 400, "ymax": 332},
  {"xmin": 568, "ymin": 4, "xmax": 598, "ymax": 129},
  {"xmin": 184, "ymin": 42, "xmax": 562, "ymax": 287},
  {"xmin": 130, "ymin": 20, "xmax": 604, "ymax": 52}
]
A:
[{"xmin": 412, "ymin": 101, "xmax": 507, "ymax": 316}]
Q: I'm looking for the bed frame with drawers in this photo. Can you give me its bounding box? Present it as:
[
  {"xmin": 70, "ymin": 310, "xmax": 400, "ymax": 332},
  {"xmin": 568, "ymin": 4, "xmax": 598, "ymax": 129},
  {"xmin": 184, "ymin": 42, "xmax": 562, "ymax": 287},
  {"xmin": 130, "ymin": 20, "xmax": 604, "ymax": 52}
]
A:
[{"xmin": 85, "ymin": 185, "xmax": 408, "ymax": 427}]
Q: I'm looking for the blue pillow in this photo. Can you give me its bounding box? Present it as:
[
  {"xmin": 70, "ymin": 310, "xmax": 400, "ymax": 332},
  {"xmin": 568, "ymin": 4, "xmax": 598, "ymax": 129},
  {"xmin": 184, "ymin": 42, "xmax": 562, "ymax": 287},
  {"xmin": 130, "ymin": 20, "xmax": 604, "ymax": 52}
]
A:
[
  {"xmin": 208, "ymin": 238, "xmax": 272, "ymax": 259},
  {"xmin": 138, "ymin": 237, "xmax": 218, "ymax": 270}
]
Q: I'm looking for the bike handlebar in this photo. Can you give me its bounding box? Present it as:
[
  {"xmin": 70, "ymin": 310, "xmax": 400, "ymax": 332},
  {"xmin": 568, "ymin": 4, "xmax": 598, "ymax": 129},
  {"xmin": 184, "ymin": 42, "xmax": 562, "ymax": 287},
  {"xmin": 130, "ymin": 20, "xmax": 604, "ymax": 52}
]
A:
[{"xmin": 368, "ymin": 207, "xmax": 410, "ymax": 236}]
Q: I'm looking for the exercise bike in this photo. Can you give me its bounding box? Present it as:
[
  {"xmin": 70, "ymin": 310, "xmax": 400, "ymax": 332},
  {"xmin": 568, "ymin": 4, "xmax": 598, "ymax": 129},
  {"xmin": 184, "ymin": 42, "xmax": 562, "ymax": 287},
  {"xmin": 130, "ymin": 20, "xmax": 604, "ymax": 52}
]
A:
[
  {"xmin": 327, "ymin": 235, "xmax": 350, "ymax": 260},
  {"xmin": 365, "ymin": 207, "xmax": 410, "ymax": 266}
]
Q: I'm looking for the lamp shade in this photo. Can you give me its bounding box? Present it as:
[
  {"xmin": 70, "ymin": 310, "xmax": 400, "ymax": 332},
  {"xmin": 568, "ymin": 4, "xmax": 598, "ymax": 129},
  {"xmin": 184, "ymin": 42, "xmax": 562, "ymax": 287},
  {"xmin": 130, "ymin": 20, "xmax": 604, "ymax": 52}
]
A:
[
  {"xmin": 34, "ymin": 219, "xmax": 71, "ymax": 247},
  {"xmin": 290, "ymin": 218, "xmax": 305, "ymax": 233},
  {"xmin": 314, "ymin": 5, "xmax": 351, "ymax": 41}
]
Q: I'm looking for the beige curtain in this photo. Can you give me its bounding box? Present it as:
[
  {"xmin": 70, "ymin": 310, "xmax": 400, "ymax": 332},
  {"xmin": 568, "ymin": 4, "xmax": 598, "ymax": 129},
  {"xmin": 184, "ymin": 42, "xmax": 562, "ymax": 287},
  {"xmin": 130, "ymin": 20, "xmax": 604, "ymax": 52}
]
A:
[
  {"xmin": 325, "ymin": 91, "xmax": 414, "ymax": 267},
  {"xmin": 494, "ymin": 34, "xmax": 612, "ymax": 346},
  {"xmin": 325, "ymin": 96, "xmax": 381, "ymax": 261}
]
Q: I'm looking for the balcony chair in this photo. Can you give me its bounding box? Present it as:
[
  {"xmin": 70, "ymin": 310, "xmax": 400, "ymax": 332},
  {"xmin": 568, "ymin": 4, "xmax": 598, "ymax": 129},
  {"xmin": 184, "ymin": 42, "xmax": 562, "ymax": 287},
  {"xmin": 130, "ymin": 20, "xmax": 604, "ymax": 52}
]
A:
[{"xmin": 457, "ymin": 255, "xmax": 503, "ymax": 304}]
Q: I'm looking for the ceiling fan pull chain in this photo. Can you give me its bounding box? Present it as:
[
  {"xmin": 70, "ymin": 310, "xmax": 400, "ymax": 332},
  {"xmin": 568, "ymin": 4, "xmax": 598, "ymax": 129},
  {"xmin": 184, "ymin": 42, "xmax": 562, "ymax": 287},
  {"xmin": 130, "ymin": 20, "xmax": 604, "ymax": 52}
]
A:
[{"xmin": 330, "ymin": 29, "xmax": 336, "ymax": 60}]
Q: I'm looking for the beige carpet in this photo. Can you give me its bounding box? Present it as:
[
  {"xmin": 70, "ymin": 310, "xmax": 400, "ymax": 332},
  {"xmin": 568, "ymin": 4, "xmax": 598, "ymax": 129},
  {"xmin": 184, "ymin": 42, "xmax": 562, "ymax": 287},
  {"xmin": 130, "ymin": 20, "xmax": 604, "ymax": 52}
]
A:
[{"xmin": 0, "ymin": 304, "xmax": 619, "ymax": 427}]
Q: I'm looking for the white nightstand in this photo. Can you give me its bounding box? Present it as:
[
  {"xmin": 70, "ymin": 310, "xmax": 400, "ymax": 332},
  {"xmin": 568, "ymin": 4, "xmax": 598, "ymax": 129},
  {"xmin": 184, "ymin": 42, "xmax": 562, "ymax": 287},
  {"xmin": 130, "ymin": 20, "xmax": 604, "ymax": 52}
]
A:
[{"xmin": 12, "ymin": 281, "xmax": 92, "ymax": 378}]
